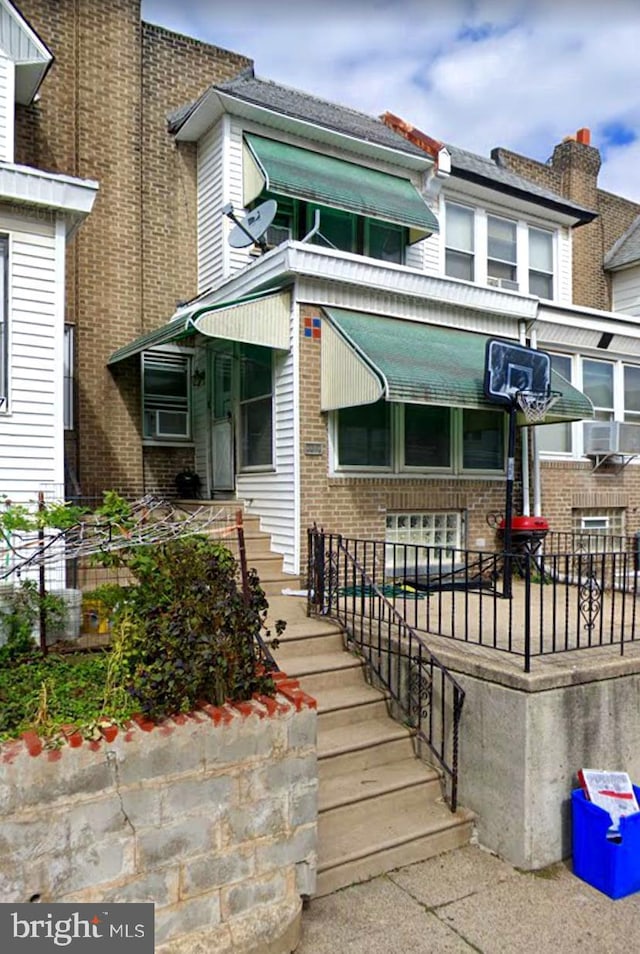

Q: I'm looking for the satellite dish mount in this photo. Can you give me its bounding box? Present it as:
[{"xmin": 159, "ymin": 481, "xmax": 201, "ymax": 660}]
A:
[{"xmin": 223, "ymin": 199, "xmax": 278, "ymax": 254}]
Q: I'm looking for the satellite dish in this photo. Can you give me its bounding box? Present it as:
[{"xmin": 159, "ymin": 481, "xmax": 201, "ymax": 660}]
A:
[{"xmin": 227, "ymin": 199, "xmax": 278, "ymax": 250}]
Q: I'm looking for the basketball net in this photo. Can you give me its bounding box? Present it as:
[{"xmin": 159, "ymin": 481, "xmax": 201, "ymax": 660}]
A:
[{"xmin": 515, "ymin": 389, "xmax": 562, "ymax": 425}]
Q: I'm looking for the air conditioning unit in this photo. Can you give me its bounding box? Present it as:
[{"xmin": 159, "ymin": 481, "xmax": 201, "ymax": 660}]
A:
[
  {"xmin": 584, "ymin": 421, "xmax": 640, "ymax": 456},
  {"xmin": 487, "ymin": 276, "xmax": 519, "ymax": 291}
]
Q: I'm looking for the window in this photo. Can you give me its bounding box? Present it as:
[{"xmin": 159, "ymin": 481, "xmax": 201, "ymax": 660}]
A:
[
  {"xmin": 385, "ymin": 511, "xmax": 464, "ymax": 573},
  {"xmin": 403, "ymin": 405, "xmax": 450, "ymax": 468},
  {"xmin": 583, "ymin": 359, "xmax": 614, "ymax": 421},
  {"xmin": 335, "ymin": 402, "xmax": 504, "ymax": 474},
  {"xmin": 572, "ymin": 508, "xmax": 625, "ymax": 553},
  {"xmin": 445, "ymin": 203, "xmax": 474, "ymax": 280},
  {"xmin": 624, "ymin": 365, "xmax": 640, "ymax": 423},
  {"xmin": 337, "ymin": 401, "xmax": 391, "ymax": 468},
  {"xmin": 142, "ymin": 351, "xmax": 190, "ymax": 440},
  {"xmin": 538, "ymin": 354, "xmax": 640, "ymax": 458},
  {"xmin": 529, "ymin": 228, "xmax": 554, "ymax": 299},
  {"xmin": 64, "ymin": 324, "xmax": 74, "ymax": 430},
  {"xmin": 537, "ymin": 354, "xmax": 572, "ymax": 454},
  {"xmin": 367, "ymin": 220, "xmax": 404, "ymax": 264},
  {"xmin": 462, "ymin": 409, "xmax": 504, "ymax": 470},
  {"xmin": 310, "ymin": 206, "xmax": 356, "ymax": 253},
  {"xmin": 487, "ymin": 215, "xmax": 517, "ymax": 284},
  {"xmin": 239, "ymin": 345, "xmax": 273, "ymax": 468},
  {"xmin": 443, "ymin": 206, "xmax": 556, "ymax": 297}
]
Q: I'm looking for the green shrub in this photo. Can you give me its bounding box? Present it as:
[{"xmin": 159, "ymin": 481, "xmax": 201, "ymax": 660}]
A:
[{"xmin": 108, "ymin": 535, "xmax": 282, "ymax": 721}]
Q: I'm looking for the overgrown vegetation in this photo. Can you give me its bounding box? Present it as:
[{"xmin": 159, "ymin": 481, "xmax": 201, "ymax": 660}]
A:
[{"xmin": 0, "ymin": 493, "xmax": 283, "ymax": 741}]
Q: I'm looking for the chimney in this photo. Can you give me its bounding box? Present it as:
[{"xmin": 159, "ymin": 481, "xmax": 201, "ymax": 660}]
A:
[{"xmin": 551, "ymin": 127, "xmax": 600, "ymax": 207}]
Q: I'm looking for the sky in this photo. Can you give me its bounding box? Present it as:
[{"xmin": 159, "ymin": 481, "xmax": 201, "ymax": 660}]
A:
[{"xmin": 141, "ymin": 0, "xmax": 640, "ymax": 203}]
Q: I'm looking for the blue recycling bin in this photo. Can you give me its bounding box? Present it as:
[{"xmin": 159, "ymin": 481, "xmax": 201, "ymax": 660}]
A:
[{"xmin": 572, "ymin": 786, "xmax": 640, "ymax": 899}]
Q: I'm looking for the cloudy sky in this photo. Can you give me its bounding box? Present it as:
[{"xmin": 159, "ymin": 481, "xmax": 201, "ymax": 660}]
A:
[{"xmin": 141, "ymin": 0, "xmax": 640, "ymax": 203}]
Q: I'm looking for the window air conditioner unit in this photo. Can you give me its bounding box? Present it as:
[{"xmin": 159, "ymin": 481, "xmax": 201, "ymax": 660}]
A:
[
  {"xmin": 487, "ymin": 276, "xmax": 519, "ymax": 291},
  {"xmin": 584, "ymin": 421, "xmax": 640, "ymax": 456}
]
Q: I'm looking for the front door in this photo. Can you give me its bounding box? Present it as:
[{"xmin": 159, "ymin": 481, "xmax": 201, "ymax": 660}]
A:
[{"xmin": 211, "ymin": 350, "xmax": 234, "ymax": 492}]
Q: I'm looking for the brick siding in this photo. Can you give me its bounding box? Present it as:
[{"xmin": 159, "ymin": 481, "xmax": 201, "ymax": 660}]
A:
[{"xmin": 14, "ymin": 0, "xmax": 251, "ymax": 497}]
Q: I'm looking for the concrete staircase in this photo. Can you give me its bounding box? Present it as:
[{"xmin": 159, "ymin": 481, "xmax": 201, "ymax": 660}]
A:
[{"xmin": 195, "ymin": 502, "xmax": 475, "ymax": 896}]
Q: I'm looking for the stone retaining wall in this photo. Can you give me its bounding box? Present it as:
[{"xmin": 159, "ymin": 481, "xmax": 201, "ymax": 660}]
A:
[{"xmin": 0, "ymin": 674, "xmax": 317, "ymax": 954}]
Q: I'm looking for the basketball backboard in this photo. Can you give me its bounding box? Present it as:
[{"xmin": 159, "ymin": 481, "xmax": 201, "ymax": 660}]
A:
[{"xmin": 484, "ymin": 338, "xmax": 551, "ymax": 406}]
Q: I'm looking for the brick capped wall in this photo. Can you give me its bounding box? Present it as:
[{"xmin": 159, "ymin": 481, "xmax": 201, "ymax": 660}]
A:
[
  {"xmin": 298, "ymin": 306, "xmax": 519, "ymax": 562},
  {"xmin": 492, "ymin": 139, "xmax": 640, "ymax": 312},
  {"xmin": 14, "ymin": 0, "xmax": 251, "ymax": 498},
  {"xmin": 0, "ymin": 681, "xmax": 317, "ymax": 953}
]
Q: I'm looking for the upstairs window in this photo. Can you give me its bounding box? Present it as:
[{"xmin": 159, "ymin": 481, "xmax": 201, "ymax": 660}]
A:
[
  {"xmin": 529, "ymin": 227, "xmax": 554, "ymax": 299},
  {"xmin": 142, "ymin": 352, "xmax": 190, "ymax": 440},
  {"xmin": 445, "ymin": 203, "xmax": 474, "ymax": 280},
  {"xmin": 487, "ymin": 214, "xmax": 518, "ymax": 287}
]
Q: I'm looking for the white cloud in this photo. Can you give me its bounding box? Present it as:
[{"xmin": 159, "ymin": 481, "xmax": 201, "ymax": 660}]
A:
[{"xmin": 142, "ymin": 0, "xmax": 640, "ymax": 201}]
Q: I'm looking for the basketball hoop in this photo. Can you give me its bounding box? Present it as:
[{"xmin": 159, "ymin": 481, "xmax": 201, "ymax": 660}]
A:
[{"xmin": 515, "ymin": 389, "xmax": 562, "ymax": 425}]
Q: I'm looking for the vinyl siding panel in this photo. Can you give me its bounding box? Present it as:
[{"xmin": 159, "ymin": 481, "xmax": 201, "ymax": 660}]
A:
[
  {"xmin": 197, "ymin": 122, "xmax": 225, "ymax": 293},
  {"xmin": 0, "ymin": 215, "xmax": 62, "ymax": 502},
  {"xmin": 0, "ymin": 54, "xmax": 13, "ymax": 163},
  {"xmin": 611, "ymin": 266, "xmax": 640, "ymax": 317},
  {"xmin": 557, "ymin": 227, "xmax": 572, "ymax": 304}
]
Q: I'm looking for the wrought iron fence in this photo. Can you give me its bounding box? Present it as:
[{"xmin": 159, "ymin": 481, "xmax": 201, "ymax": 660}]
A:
[
  {"xmin": 308, "ymin": 526, "xmax": 465, "ymax": 811},
  {"xmin": 307, "ymin": 527, "xmax": 640, "ymax": 678}
]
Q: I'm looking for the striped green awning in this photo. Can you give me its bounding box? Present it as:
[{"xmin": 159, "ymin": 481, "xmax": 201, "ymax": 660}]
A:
[
  {"xmin": 244, "ymin": 134, "xmax": 438, "ymax": 243},
  {"xmin": 322, "ymin": 308, "xmax": 594, "ymax": 424}
]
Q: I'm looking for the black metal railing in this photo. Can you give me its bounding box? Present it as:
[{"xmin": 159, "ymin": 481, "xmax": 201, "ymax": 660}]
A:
[
  {"xmin": 308, "ymin": 526, "xmax": 465, "ymax": 811},
  {"xmin": 307, "ymin": 528, "xmax": 640, "ymax": 677}
]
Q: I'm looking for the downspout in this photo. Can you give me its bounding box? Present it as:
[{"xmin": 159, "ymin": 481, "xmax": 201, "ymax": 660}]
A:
[
  {"xmin": 519, "ymin": 321, "xmax": 530, "ymax": 516},
  {"xmin": 530, "ymin": 326, "xmax": 542, "ymax": 516}
]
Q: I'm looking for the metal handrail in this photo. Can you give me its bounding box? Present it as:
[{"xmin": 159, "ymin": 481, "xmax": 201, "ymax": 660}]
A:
[{"xmin": 308, "ymin": 526, "xmax": 464, "ymax": 812}]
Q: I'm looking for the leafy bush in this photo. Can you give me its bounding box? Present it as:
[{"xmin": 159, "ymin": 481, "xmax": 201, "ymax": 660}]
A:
[{"xmin": 106, "ymin": 535, "xmax": 282, "ymax": 721}]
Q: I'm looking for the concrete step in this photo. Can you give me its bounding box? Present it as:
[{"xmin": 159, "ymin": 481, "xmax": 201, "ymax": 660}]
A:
[
  {"xmin": 276, "ymin": 630, "xmax": 345, "ymax": 658},
  {"xmin": 318, "ymin": 717, "xmax": 417, "ymax": 779},
  {"xmin": 276, "ymin": 648, "xmax": 365, "ymax": 681},
  {"xmin": 319, "ymin": 757, "xmax": 441, "ymax": 813},
  {"xmin": 315, "ymin": 785, "xmax": 474, "ymax": 897},
  {"xmin": 317, "ymin": 696, "xmax": 390, "ymax": 732}
]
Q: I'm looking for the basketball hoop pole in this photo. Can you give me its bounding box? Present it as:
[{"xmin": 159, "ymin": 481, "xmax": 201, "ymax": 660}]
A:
[{"xmin": 503, "ymin": 401, "xmax": 517, "ymax": 600}]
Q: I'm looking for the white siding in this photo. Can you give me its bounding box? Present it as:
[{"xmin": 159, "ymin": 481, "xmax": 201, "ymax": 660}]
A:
[
  {"xmin": 0, "ymin": 54, "xmax": 14, "ymax": 163},
  {"xmin": 197, "ymin": 121, "xmax": 225, "ymax": 293},
  {"xmin": 557, "ymin": 227, "xmax": 572, "ymax": 304},
  {"xmin": 237, "ymin": 310, "xmax": 297, "ymax": 574},
  {"xmin": 611, "ymin": 266, "xmax": 640, "ymax": 317},
  {"xmin": 0, "ymin": 209, "xmax": 63, "ymax": 502}
]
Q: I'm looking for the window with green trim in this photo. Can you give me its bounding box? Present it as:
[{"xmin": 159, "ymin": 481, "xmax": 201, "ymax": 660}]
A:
[{"xmin": 335, "ymin": 402, "xmax": 504, "ymax": 473}]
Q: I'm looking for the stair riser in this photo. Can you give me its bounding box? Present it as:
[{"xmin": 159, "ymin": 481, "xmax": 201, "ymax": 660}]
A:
[
  {"xmin": 315, "ymin": 820, "xmax": 474, "ymax": 897},
  {"xmin": 276, "ymin": 633, "xmax": 345, "ymax": 657},
  {"xmin": 319, "ymin": 737, "xmax": 416, "ymax": 779},
  {"xmin": 260, "ymin": 579, "xmax": 295, "ymax": 596},
  {"xmin": 317, "ymin": 699, "xmax": 390, "ymax": 732},
  {"xmin": 318, "ymin": 779, "xmax": 443, "ymax": 830},
  {"xmin": 296, "ymin": 666, "xmax": 369, "ymax": 696}
]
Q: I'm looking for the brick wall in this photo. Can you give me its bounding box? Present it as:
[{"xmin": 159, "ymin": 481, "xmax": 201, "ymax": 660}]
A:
[
  {"xmin": 13, "ymin": 0, "xmax": 251, "ymax": 498},
  {"xmin": 540, "ymin": 458, "xmax": 640, "ymax": 536},
  {"xmin": 298, "ymin": 306, "xmax": 518, "ymax": 562},
  {"xmin": 0, "ymin": 684, "xmax": 317, "ymax": 953},
  {"xmin": 492, "ymin": 138, "xmax": 640, "ymax": 311}
]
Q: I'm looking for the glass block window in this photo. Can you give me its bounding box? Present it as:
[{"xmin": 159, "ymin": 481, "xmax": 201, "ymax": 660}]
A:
[
  {"xmin": 571, "ymin": 508, "xmax": 625, "ymax": 553},
  {"xmin": 385, "ymin": 511, "xmax": 464, "ymax": 572}
]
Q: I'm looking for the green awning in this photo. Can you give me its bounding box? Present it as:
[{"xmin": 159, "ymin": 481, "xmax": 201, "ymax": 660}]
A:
[
  {"xmin": 108, "ymin": 289, "xmax": 291, "ymax": 365},
  {"xmin": 244, "ymin": 134, "xmax": 439, "ymax": 243},
  {"xmin": 322, "ymin": 308, "xmax": 594, "ymax": 424}
]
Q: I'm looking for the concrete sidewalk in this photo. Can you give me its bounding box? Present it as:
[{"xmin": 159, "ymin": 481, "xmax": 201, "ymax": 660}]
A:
[{"xmin": 296, "ymin": 845, "xmax": 640, "ymax": 953}]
